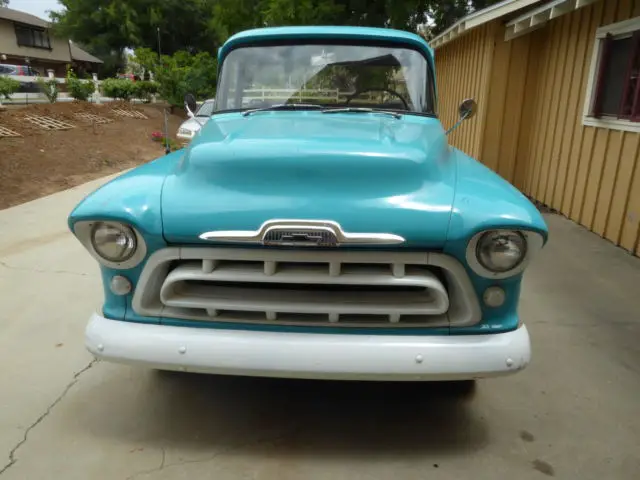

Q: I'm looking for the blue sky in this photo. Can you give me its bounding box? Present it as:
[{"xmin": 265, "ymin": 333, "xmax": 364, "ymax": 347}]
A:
[{"xmin": 8, "ymin": 0, "xmax": 62, "ymax": 20}]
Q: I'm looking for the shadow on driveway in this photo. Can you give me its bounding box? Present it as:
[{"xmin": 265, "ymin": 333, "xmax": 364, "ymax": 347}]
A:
[{"xmin": 73, "ymin": 369, "xmax": 487, "ymax": 461}]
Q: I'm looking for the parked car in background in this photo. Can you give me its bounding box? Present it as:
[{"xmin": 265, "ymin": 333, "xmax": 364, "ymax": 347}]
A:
[
  {"xmin": 0, "ymin": 63, "xmax": 39, "ymax": 76},
  {"xmin": 117, "ymin": 73, "xmax": 139, "ymax": 82},
  {"xmin": 70, "ymin": 26, "xmax": 548, "ymax": 386},
  {"xmin": 177, "ymin": 97, "xmax": 215, "ymax": 142}
]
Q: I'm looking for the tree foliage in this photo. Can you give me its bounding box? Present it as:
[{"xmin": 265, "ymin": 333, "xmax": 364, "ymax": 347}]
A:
[
  {"xmin": 37, "ymin": 78, "xmax": 59, "ymax": 103},
  {"xmin": 131, "ymin": 48, "xmax": 216, "ymax": 106},
  {"xmin": 131, "ymin": 80, "xmax": 159, "ymax": 103},
  {"xmin": 0, "ymin": 76, "xmax": 19, "ymax": 100},
  {"xmin": 51, "ymin": 0, "xmax": 502, "ymax": 82},
  {"xmin": 51, "ymin": 0, "xmax": 218, "ymax": 76},
  {"xmin": 101, "ymin": 78, "xmax": 135, "ymax": 100},
  {"xmin": 66, "ymin": 68, "xmax": 96, "ymax": 101},
  {"xmin": 51, "ymin": 0, "xmax": 503, "ymax": 55}
]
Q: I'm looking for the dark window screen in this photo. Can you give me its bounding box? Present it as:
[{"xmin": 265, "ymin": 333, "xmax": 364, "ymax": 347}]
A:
[
  {"xmin": 15, "ymin": 25, "xmax": 32, "ymax": 46},
  {"xmin": 14, "ymin": 24, "xmax": 51, "ymax": 49},
  {"xmin": 592, "ymin": 32, "xmax": 640, "ymax": 120},
  {"xmin": 599, "ymin": 37, "xmax": 632, "ymax": 115}
]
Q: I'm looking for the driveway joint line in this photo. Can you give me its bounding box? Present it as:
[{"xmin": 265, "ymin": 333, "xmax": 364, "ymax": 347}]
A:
[
  {"xmin": 0, "ymin": 260, "xmax": 91, "ymax": 277},
  {"xmin": 0, "ymin": 359, "xmax": 97, "ymax": 476}
]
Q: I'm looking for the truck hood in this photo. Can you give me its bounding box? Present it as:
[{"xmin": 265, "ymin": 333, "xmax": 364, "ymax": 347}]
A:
[{"xmin": 161, "ymin": 112, "xmax": 456, "ymax": 247}]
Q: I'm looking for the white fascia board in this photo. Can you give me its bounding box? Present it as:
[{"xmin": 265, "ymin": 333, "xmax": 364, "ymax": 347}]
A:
[
  {"xmin": 431, "ymin": 0, "xmax": 544, "ymax": 49},
  {"xmin": 505, "ymin": 0, "xmax": 599, "ymax": 41}
]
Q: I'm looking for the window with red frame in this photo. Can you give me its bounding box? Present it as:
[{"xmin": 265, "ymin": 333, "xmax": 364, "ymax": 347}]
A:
[{"xmin": 592, "ymin": 31, "xmax": 640, "ymax": 121}]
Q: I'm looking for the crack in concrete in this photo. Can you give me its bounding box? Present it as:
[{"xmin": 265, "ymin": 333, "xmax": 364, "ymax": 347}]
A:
[
  {"xmin": 0, "ymin": 259, "xmax": 91, "ymax": 277},
  {"xmin": 125, "ymin": 448, "xmax": 166, "ymax": 480},
  {"xmin": 0, "ymin": 359, "xmax": 97, "ymax": 476},
  {"xmin": 125, "ymin": 426, "xmax": 300, "ymax": 480}
]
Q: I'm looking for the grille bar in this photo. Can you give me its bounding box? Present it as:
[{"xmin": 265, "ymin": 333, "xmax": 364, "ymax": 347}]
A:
[{"xmin": 132, "ymin": 248, "xmax": 482, "ymax": 328}]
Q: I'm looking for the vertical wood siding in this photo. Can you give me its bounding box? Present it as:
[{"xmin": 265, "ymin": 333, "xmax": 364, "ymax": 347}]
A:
[
  {"xmin": 522, "ymin": 0, "xmax": 640, "ymax": 256},
  {"xmin": 435, "ymin": 0, "xmax": 640, "ymax": 257},
  {"xmin": 435, "ymin": 23, "xmax": 495, "ymax": 160}
]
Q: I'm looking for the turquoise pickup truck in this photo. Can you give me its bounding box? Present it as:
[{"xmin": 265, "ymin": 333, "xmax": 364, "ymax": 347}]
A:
[{"xmin": 69, "ymin": 26, "xmax": 547, "ymax": 383}]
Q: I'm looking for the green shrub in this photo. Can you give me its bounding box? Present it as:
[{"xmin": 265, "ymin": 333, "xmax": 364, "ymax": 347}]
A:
[
  {"xmin": 37, "ymin": 78, "xmax": 58, "ymax": 103},
  {"xmin": 131, "ymin": 80, "xmax": 159, "ymax": 103},
  {"xmin": 0, "ymin": 76, "xmax": 20, "ymax": 100},
  {"xmin": 101, "ymin": 78, "xmax": 134, "ymax": 101},
  {"xmin": 66, "ymin": 68, "xmax": 96, "ymax": 101}
]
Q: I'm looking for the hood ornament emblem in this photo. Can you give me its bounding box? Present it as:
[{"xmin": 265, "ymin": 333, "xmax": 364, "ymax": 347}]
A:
[{"xmin": 199, "ymin": 220, "xmax": 405, "ymax": 247}]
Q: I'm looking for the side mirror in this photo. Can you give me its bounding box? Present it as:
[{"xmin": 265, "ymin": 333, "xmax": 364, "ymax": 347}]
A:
[
  {"xmin": 459, "ymin": 98, "xmax": 477, "ymax": 120},
  {"xmin": 184, "ymin": 93, "xmax": 197, "ymax": 118},
  {"xmin": 446, "ymin": 98, "xmax": 478, "ymax": 135}
]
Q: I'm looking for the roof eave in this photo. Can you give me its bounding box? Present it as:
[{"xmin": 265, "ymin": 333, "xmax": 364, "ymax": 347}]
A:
[
  {"xmin": 430, "ymin": 0, "xmax": 545, "ymax": 49},
  {"xmin": 504, "ymin": 0, "xmax": 599, "ymax": 41}
]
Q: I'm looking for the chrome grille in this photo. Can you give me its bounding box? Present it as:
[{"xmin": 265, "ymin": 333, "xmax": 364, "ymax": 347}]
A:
[{"xmin": 132, "ymin": 248, "xmax": 481, "ymax": 328}]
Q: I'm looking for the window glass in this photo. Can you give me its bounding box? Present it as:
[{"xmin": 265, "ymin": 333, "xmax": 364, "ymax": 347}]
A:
[
  {"xmin": 599, "ymin": 37, "xmax": 632, "ymax": 115},
  {"xmin": 14, "ymin": 25, "xmax": 50, "ymax": 49},
  {"xmin": 196, "ymin": 101, "xmax": 215, "ymax": 117},
  {"xmin": 15, "ymin": 25, "xmax": 32, "ymax": 46},
  {"xmin": 217, "ymin": 43, "xmax": 432, "ymax": 114}
]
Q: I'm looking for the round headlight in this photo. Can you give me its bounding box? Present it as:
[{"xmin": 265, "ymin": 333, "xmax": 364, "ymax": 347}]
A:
[
  {"xmin": 90, "ymin": 222, "xmax": 137, "ymax": 263},
  {"xmin": 476, "ymin": 230, "xmax": 527, "ymax": 273}
]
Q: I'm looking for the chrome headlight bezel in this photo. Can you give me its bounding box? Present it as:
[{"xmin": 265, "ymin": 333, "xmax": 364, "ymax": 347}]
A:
[
  {"xmin": 73, "ymin": 220, "xmax": 147, "ymax": 269},
  {"xmin": 466, "ymin": 229, "xmax": 544, "ymax": 279}
]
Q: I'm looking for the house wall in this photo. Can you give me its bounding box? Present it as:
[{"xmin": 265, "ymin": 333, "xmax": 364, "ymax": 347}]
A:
[
  {"xmin": 435, "ymin": 0, "xmax": 640, "ymax": 257},
  {"xmin": 0, "ymin": 18, "xmax": 71, "ymax": 63},
  {"xmin": 435, "ymin": 23, "xmax": 496, "ymax": 159},
  {"xmin": 523, "ymin": 0, "xmax": 640, "ymax": 256}
]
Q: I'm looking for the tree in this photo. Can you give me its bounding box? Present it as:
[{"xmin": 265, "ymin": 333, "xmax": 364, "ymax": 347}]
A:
[
  {"xmin": 427, "ymin": 0, "xmax": 504, "ymax": 35},
  {"xmin": 0, "ymin": 0, "xmax": 9, "ymax": 6},
  {"xmin": 51, "ymin": 0, "xmax": 503, "ymax": 75},
  {"xmin": 0, "ymin": 77, "xmax": 19, "ymax": 102},
  {"xmin": 211, "ymin": 0, "xmax": 503, "ymax": 41},
  {"xmin": 50, "ymin": 0, "xmax": 220, "ymax": 76},
  {"xmin": 132, "ymin": 48, "xmax": 217, "ymax": 106},
  {"xmin": 66, "ymin": 67, "xmax": 96, "ymax": 101}
]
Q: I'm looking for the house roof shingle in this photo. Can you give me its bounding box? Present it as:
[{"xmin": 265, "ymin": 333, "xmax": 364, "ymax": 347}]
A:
[
  {"xmin": 0, "ymin": 6, "xmax": 50, "ymax": 28},
  {"xmin": 69, "ymin": 43, "xmax": 103, "ymax": 64}
]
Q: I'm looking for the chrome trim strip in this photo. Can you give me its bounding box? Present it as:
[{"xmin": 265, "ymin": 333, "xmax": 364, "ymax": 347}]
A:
[{"xmin": 199, "ymin": 219, "xmax": 405, "ymax": 246}]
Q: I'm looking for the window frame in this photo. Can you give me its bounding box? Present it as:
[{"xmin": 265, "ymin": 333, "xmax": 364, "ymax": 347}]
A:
[
  {"xmin": 14, "ymin": 23, "xmax": 52, "ymax": 50},
  {"xmin": 583, "ymin": 16, "xmax": 640, "ymax": 133}
]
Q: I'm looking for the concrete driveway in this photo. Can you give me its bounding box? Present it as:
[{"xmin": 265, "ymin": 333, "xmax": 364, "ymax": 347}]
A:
[{"xmin": 1, "ymin": 178, "xmax": 639, "ymax": 480}]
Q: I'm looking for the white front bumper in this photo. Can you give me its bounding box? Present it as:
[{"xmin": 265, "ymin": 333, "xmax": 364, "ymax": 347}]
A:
[{"xmin": 86, "ymin": 313, "xmax": 531, "ymax": 381}]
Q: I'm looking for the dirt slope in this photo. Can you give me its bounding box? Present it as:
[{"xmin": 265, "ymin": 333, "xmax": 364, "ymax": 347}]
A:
[{"xmin": 0, "ymin": 102, "xmax": 184, "ymax": 209}]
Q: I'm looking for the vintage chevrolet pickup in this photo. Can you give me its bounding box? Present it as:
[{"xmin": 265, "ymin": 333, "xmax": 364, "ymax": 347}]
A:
[{"xmin": 69, "ymin": 26, "xmax": 548, "ymax": 382}]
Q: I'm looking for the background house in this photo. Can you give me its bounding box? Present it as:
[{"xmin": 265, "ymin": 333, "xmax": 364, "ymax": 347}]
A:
[
  {"xmin": 0, "ymin": 6, "xmax": 102, "ymax": 77},
  {"xmin": 432, "ymin": 0, "xmax": 640, "ymax": 258}
]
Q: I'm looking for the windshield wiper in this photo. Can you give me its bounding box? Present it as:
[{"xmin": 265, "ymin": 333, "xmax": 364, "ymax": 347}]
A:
[
  {"xmin": 242, "ymin": 103, "xmax": 323, "ymax": 116},
  {"xmin": 321, "ymin": 107, "xmax": 402, "ymax": 119}
]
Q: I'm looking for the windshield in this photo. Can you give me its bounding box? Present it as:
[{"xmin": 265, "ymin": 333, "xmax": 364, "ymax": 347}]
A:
[
  {"xmin": 216, "ymin": 43, "xmax": 434, "ymax": 115},
  {"xmin": 196, "ymin": 101, "xmax": 215, "ymax": 117}
]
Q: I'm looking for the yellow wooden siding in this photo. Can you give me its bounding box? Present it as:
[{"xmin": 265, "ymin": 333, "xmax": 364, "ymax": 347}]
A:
[
  {"xmin": 481, "ymin": 30, "xmax": 537, "ymax": 187},
  {"xmin": 521, "ymin": 0, "xmax": 640, "ymax": 256},
  {"xmin": 435, "ymin": 24, "xmax": 495, "ymax": 160},
  {"xmin": 435, "ymin": 0, "xmax": 640, "ymax": 257}
]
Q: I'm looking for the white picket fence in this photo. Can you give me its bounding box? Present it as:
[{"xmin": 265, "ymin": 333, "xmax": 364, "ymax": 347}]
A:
[
  {"xmin": 241, "ymin": 88, "xmax": 379, "ymax": 104},
  {"xmin": 1, "ymin": 77, "xmax": 386, "ymax": 106}
]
